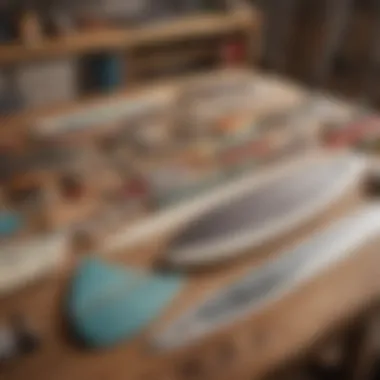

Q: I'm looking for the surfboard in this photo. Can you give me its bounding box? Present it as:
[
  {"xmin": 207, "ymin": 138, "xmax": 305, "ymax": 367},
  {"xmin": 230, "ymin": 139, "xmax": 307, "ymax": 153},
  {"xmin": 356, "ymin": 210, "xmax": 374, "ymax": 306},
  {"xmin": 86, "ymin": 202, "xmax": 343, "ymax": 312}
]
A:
[
  {"xmin": 153, "ymin": 204, "xmax": 380, "ymax": 349},
  {"xmin": 0, "ymin": 232, "xmax": 68, "ymax": 296},
  {"xmin": 34, "ymin": 91, "xmax": 171, "ymax": 138},
  {"xmin": 100, "ymin": 153, "xmax": 367, "ymax": 257},
  {"xmin": 164, "ymin": 153, "xmax": 367, "ymax": 267}
]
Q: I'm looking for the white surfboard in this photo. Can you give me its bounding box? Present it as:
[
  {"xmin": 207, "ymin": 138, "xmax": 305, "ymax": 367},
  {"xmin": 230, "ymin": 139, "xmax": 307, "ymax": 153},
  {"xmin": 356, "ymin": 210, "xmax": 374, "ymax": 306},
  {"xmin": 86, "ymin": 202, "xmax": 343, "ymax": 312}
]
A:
[
  {"xmin": 0, "ymin": 232, "xmax": 68, "ymax": 296},
  {"xmin": 163, "ymin": 153, "xmax": 367, "ymax": 267},
  {"xmin": 35, "ymin": 91, "xmax": 171, "ymax": 137},
  {"xmin": 101, "ymin": 153, "xmax": 367, "ymax": 257},
  {"xmin": 153, "ymin": 204, "xmax": 380, "ymax": 350}
]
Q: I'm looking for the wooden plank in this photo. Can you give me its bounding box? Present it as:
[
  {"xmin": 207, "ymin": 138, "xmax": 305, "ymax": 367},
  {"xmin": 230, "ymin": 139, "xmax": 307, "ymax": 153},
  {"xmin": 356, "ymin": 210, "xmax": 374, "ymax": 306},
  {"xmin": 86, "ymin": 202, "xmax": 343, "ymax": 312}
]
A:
[
  {"xmin": 0, "ymin": 10, "xmax": 260, "ymax": 66},
  {"xmin": 132, "ymin": 47, "xmax": 217, "ymax": 77}
]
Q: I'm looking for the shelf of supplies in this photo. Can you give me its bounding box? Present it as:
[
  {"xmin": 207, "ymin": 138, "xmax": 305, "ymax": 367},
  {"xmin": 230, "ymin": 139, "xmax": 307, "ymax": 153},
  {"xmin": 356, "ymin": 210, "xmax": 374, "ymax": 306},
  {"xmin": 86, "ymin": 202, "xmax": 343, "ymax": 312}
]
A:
[{"xmin": 0, "ymin": 10, "xmax": 260, "ymax": 66}]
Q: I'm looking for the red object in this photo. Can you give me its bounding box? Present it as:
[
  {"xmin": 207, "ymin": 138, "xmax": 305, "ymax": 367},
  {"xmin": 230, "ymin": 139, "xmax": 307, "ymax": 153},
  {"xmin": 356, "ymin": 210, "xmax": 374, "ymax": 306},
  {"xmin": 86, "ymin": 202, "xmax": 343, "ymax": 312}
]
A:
[
  {"xmin": 221, "ymin": 40, "xmax": 246, "ymax": 66},
  {"xmin": 325, "ymin": 116, "xmax": 380, "ymax": 147}
]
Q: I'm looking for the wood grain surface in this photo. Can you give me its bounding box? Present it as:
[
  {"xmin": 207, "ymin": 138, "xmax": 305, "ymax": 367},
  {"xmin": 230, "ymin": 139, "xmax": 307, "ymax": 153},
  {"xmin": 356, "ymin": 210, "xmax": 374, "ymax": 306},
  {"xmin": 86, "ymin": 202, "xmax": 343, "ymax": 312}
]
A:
[
  {"xmin": 0, "ymin": 71, "xmax": 378, "ymax": 380},
  {"xmin": 1, "ymin": 179, "xmax": 379, "ymax": 380}
]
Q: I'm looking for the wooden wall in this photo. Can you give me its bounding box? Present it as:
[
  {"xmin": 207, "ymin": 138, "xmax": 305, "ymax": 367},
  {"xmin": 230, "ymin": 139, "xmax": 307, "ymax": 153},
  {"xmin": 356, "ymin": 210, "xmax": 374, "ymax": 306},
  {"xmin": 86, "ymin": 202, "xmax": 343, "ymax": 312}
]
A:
[{"xmin": 255, "ymin": 0, "xmax": 380, "ymax": 105}]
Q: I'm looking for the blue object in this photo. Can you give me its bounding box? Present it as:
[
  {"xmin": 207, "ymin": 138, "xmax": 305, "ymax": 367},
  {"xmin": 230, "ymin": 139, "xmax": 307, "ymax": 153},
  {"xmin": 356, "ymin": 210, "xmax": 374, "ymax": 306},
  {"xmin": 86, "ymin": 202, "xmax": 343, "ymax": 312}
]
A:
[
  {"xmin": 87, "ymin": 53, "xmax": 123, "ymax": 92},
  {"xmin": 0, "ymin": 211, "xmax": 23, "ymax": 236},
  {"xmin": 67, "ymin": 257, "xmax": 184, "ymax": 348}
]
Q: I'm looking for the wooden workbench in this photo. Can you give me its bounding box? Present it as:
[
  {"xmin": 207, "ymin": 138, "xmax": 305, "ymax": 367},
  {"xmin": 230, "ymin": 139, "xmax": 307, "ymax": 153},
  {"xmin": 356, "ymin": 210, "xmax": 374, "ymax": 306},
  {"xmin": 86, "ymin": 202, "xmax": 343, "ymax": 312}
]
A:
[
  {"xmin": 0, "ymin": 68, "xmax": 378, "ymax": 380},
  {"xmin": 1, "ymin": 182, "xmax": 380, "ymax": 380}
]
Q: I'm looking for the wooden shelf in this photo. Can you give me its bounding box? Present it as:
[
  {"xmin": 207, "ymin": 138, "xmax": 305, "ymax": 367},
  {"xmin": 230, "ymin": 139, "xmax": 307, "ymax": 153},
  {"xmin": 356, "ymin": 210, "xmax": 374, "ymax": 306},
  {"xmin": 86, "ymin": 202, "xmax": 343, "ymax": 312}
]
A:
[
  {"xmin": 132, "ymin": 47, "xmax": 216, "ymax": 75},
  {"xmin": 0, "ymin": 68, "xmax": 252, "ymax": 137},
  {"xmin": 0, "ymin": 10, "xmax": 260, "ymax": 66}
]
